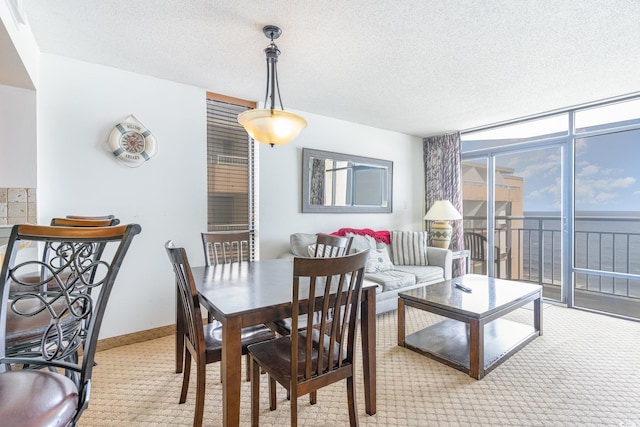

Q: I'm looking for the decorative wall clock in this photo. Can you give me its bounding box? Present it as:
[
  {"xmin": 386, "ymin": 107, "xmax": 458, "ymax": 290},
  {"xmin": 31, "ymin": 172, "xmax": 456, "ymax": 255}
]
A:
[{"xmin": 107, "ymin": 115, "xmax": 158, "ymax": 167}]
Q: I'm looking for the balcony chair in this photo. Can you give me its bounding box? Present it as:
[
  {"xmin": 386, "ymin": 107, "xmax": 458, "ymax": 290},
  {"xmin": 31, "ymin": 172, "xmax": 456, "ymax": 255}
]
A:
[
  {"xmin": 247, "ymin": 250, "xmax": 369, "ymax": 427},
  {"xmin": 463, "ymin": 231, "xmax": 508, "ymax": 278},
  {"xmin": 0, "ymin": 222, "xmax": 141, "ymax": 427},
  {"xmin": 165, "ymin": 241, "xmax": 275, "ymax": 427}
]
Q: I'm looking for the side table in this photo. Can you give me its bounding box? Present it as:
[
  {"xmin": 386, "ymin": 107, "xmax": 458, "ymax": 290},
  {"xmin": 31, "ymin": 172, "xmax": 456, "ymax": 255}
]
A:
[{"xmin": 451, "ymin": 249, "xmax": 470, "ymax": 275}]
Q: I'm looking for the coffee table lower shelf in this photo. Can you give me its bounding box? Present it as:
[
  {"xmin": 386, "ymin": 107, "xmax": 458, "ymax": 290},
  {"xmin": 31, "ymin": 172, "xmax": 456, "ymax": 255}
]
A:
[{"xmin": 403, "ymin": 317, "xmax": 538, "ymax": 376}]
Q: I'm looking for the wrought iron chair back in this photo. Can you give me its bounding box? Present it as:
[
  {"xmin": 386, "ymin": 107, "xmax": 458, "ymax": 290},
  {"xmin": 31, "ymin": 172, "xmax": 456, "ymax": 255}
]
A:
[
  {"xmin": 9, "ymin": 216, "xmax": 120, "ymax": 297},
  {"xmin": 0, "ymin": 223, "xmax": 141, "ymax": 426}
]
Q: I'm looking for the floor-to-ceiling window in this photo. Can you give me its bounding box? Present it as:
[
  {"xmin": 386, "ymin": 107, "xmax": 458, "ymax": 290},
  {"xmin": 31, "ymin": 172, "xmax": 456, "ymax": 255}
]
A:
[{"xmin": 461, "ymin": 96, "xmax": 640, "ymax": 320}]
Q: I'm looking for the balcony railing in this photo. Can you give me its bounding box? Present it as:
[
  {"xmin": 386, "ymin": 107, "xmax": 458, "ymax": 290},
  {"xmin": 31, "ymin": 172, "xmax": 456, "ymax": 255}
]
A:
[{"xmin": 464, "ymin": 215, "xmax": 640, "ymax": 303}]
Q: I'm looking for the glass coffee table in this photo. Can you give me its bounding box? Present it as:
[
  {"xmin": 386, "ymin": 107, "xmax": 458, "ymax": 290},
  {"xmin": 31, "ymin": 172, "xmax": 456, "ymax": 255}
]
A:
[{"xmin": 398, "ymin": 274, "xmax": 543, "ymax": 379}]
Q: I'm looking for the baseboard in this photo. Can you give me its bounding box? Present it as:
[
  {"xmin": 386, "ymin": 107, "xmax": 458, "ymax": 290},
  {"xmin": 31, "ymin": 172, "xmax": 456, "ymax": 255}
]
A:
[{"xmin": 96, "ymin": 324, "xmax": 175, "ymax": 352}]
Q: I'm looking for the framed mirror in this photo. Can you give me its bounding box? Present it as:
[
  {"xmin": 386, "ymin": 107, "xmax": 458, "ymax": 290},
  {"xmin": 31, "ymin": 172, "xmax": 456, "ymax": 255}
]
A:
[{"xmin": 302, "ymin": 148, "xmax": 393, "ymax": 213}]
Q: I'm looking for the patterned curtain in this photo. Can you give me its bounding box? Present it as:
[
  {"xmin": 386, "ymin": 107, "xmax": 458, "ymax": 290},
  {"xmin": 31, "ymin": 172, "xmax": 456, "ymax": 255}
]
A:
[{"xmin": 423, "ymin": 132, "xmax": 464, "ymax": 276}]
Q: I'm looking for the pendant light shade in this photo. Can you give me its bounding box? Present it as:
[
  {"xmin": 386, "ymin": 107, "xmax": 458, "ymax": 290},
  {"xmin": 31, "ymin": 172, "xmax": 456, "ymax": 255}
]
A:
[
  {"xmin": 238, "ymin": 25, "xmax": 307, "ymax": 147},
  {"xmin": 238, "ymin": 109, "xmax": 307, "ymax": 146}
]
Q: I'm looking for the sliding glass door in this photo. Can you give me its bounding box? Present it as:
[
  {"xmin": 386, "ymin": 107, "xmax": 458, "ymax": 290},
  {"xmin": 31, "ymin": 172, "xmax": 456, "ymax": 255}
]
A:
[
  {"xmin": 461, "ymin": 96, "xmax": 640, "ymax": 320},
  {"xmin": 462, "ymin": 145, "xmax": 565, "ymax": 302}
]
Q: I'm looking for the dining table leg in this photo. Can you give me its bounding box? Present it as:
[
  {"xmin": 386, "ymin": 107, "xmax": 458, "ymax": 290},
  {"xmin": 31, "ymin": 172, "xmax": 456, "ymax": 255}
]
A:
[
  {"xmin": 361, "ymin": 287, "xmax": 376, "ymax": 415},
  {"xmin": 222, "ymin": 316, "xmax": 243, "ymax": 427}
]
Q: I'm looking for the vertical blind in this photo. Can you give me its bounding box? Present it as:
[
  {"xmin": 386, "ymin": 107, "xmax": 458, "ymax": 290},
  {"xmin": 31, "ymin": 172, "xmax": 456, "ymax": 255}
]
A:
[{"xmin": 206, "ymin": 93, "xmax": 256, "ymax": 259}]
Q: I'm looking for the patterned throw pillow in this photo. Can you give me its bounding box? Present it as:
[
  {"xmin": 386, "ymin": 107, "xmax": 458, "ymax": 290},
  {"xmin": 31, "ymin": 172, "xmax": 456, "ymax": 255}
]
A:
[
  {"xmin": 391, "ymin": 231, "xmax": 429, "ymax": 266},
  {"xmin": 365, "ymin": 247, "xmax": 394, "ymax": 273}
]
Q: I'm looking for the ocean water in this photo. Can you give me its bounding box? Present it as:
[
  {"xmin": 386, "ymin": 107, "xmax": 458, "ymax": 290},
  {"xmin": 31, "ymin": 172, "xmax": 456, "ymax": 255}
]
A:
[{"xmin": 521, "ymin": 214, "xmax": 640, "ymax": 298}]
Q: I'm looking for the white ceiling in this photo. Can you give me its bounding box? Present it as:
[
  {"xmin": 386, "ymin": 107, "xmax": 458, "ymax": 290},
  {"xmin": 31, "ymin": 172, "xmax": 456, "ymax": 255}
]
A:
[{"xmin": 17, "ymin": 0, "xmax": 640, "ymax": 136}]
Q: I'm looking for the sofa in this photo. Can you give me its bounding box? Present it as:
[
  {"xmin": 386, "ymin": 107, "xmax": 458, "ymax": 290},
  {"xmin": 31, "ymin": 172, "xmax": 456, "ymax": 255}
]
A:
[{"xmin": 283, "ymin": 229, "xmax": 452, "ymax": 314}]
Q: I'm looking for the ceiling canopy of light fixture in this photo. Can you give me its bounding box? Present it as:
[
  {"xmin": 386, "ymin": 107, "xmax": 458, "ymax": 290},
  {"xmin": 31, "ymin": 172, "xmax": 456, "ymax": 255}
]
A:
[{"xmin": 237, "ymin": 25, "xmax": 307, "ymax": 147}]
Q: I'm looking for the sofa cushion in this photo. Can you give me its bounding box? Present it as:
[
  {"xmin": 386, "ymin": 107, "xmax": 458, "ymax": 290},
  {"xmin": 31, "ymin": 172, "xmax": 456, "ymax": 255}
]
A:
[
  {"xmin": 365, "ymin": 247, "xmax": 394, "ymax": 273},
  {"xmin": 347, "ymin": 232, "xmax": 377, "ymax": 253},
  {"xmin": 394, "ymin": 265, "xmax": 444, "ymax": 284},
  {"xmin": 290, "ymin": 233, "xmax": 317, "ymax": 257},
  {"xmin": 363, "ymin": 270, "xmax": 416, "ymax": 292},
  {"xmin": 391, "ymin": 231, "xmax": 429, "ymax": 266}
]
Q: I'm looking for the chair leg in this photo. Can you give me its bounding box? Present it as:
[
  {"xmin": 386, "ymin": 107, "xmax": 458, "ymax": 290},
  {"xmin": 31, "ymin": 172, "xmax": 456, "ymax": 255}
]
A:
[
  {"xmin": 179, "ymin": 352, "xmax": 191, "ymax": 404},
  {"xmin": 269, "ymin": 375, "xmax": 277, "ymax": 410},
  {"xmin": 193, "ymin": 358, "xmax": 206, "ymax": 427},
  {"xmin": 290, "ymin": 383, "xmax": 297, "ymax": 427},
  {"xmin": 251, "ymin": 357, "xmax": 260, "ymax": 427},
  {"xmin": 245, "ymin": 354, "xmax": 251, "ymax": 382},
  {"xmin": 310, "ymin": 391, "xmax": 317, "ymax": 405},
  {"xmin": 346, "ymin": 376, "xmax": 359, "ymax": 427}
]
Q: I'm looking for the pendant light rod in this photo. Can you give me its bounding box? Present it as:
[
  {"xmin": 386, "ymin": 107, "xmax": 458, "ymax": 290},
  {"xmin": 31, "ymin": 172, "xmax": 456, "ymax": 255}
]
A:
[{"xmin": 263, "ymin": 25, "xmax": 284, "ymax": 111}]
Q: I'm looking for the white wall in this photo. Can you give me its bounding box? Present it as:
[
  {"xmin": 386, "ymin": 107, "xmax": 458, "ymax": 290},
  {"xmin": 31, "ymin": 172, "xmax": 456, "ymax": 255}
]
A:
[
  {"xmin": 36, "ymin": 53, "xmax": 425, "ymax": 338},
  {"xmin": 0, "ymin": 2, "xmax": 39, "ymax": 89},
  {"xmin": 258, "ymin": 111, "xmax": 425, "ymax": 259},
  {"xmin": 0, "ymin": 83, "xmax": 36, "ymax": 187},
  {"xmin": 37, "ymin": 54, "xmax": 207, "ymax": 338}
]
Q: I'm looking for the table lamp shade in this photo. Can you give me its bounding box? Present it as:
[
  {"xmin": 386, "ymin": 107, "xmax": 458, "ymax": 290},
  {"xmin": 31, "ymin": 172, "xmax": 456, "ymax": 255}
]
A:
[{"xmin": 424, "ymin": 200, "xmax": 462, "ymax": 249}]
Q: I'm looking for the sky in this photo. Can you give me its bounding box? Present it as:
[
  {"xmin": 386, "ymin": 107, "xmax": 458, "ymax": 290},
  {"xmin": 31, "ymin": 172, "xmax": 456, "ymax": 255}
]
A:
[
  {"xmin": 464, "ymin": 98, "xmax": 640, "ymax": 213},
  {"xmin": 498, "ymin": 130, "xmax": 640, "ymax": 213}
]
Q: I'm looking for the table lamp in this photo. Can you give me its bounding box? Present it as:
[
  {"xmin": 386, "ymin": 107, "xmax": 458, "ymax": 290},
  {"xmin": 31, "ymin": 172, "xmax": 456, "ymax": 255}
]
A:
[{"xmin": 424, "ymin": 200, "xmax": 462, "ymax": 249}]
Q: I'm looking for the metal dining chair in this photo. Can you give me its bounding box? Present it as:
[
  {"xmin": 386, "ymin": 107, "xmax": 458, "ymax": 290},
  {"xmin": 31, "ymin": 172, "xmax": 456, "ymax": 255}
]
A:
[
  {"xmin": 0, "ymin": 223, "xmax": 141, "ymax": 426},
  {"xmin": 8, "ymin": 216, "xmax": 120, "ymax": 296},
  {"xmin": 248, "ymin": 250, "xmax": 369, "ymax": 427},
  {"xmin": 165, "ymin": 241, "xmax": 275, "ymax": 427}
]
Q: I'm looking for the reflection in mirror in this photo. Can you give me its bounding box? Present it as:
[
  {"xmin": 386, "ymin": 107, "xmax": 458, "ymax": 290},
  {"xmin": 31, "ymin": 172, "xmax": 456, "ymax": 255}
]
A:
[{"xmin": 302, "ymin": 148, "xmax": 393, "ymax": 213}]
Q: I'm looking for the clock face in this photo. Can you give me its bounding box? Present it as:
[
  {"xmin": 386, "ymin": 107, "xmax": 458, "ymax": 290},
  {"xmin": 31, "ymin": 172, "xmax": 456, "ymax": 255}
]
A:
[{"xmin": 120, "ymin": 131, "xmax": 146, "ymax": 154}]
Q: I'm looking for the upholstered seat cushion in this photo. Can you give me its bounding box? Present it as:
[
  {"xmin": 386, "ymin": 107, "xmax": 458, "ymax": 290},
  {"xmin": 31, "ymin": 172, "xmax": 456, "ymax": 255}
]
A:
[
  {"xmin": 395, "ymin": 265, "xmax": 444, "ymax": 284},
  {"xmin": 0, "ymin": 370, "xmax": 78, "ymax": 427},
  {"xmin": 363, "ymin": 270, "xmax": 416, "ymax": 292}
]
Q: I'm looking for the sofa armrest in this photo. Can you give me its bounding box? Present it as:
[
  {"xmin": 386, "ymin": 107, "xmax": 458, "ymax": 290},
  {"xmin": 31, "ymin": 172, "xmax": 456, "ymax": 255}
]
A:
[{"xmin": 426, "ymin": 247, "xmax": 452, "ymax": 280}]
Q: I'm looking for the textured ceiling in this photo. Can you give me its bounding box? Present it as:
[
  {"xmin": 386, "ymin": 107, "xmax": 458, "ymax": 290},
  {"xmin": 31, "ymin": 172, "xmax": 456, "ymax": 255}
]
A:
[{"xmin": 20, "ymin": 0, "xmax": 640, "ymax": 136}]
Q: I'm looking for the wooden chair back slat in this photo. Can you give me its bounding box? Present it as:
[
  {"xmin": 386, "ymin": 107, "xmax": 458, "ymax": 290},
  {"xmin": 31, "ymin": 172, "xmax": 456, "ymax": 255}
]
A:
[{"xmin": 201, "ymin": 231, "xmax": 251, "ymax": 266}]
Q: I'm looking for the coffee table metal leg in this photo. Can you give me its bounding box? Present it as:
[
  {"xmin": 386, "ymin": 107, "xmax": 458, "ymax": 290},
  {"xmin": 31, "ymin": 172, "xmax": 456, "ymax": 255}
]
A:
[
  {"xmin": 469, "ymin": 319, "xmax": 484, "ymax": 379},
  {"xmin": 398, "ymin": 298, "xmax": 405, "ymax": 346}
]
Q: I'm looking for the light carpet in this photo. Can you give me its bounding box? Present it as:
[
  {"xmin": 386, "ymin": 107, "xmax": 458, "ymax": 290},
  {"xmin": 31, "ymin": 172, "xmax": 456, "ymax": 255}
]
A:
[{"xmin": 81, "ymin": 305, "xmax": 640, "ymax": 426}]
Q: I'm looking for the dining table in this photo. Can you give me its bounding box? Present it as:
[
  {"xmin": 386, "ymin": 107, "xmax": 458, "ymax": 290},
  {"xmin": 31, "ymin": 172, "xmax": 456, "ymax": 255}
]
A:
[{"xmin": 188, "ymin": 257, "xmax": 377, "ymax": 426}]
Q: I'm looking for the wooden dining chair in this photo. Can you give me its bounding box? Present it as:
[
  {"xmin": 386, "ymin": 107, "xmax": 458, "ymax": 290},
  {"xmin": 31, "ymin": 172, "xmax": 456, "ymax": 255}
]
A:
[
  {"xmin": 165, "ymin": 241, "xmax": 275, "ymax": 427},
  {"xmin": 248, "ymin": 250, "xmax": 369, "ymax": 427},
  {"xmin": 312, "ymin": 233, "xmax": 353, "ymax": 257},
  {"xmin": 0, "ymin": 223, "xmax": 141, "ymax": 427},
  {"xmin": 201, "ymin": 230, "xmax": 250, "ymax": 266},
  {"xmin": 267, "ymin": 233, "xmax": 353, "ymax": 337},
  {"xmin": 175, "ymin": 231, "xmax": 253, "ymax": 374}
]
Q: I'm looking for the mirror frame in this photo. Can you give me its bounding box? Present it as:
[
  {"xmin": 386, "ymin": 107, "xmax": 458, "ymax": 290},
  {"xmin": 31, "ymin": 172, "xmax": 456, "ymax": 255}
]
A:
[{"xmin": 302, "ymin": 148, "xmax": 393, "ymax": 213}]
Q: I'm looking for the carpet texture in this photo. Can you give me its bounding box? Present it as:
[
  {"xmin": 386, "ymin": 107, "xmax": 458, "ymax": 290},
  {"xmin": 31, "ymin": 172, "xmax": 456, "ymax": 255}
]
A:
[{"xmin": 81, "ymin": 305, "xmax": 640, "ymax": 426}]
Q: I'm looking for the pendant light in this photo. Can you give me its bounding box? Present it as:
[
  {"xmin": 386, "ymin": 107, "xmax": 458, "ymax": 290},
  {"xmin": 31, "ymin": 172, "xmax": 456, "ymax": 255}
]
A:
[{"xmin": 238, "ymin": 25, "xmax": 307, "ymax": 147}]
